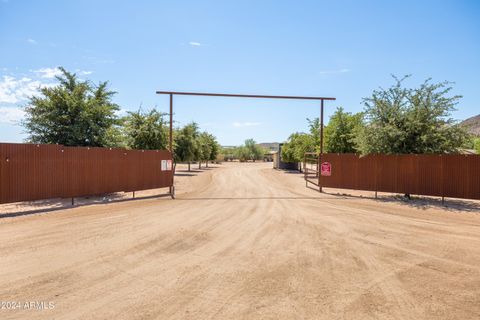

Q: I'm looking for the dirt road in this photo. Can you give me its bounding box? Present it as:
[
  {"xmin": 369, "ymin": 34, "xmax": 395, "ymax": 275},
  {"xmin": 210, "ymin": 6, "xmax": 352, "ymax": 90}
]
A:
[{"xmin": 1, "ymin": 162, "xmax": 480, "ymax": 319}]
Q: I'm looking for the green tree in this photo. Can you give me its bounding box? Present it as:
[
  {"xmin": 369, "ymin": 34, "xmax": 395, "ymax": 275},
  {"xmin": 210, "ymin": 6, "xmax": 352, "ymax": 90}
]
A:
[
  {"xmin": 173, "ymin": 122, "xmax": 199, "ymax": 171},
  {"xmin": 324, "ymin": 107, "xmax": 363, "ymax": 153},
  {"xmin": 206, "ymin": 133, "xmax": 220, "ymax": 165},
  {"xmin": 123, "ymin": 108, "xmax": 168, "ymax": 150},
  {"xmin": 356, "ymin": 76, "xmax": 467, "ymax": 154},
  {"xmin": 281, "ymin": 133, "xmax": 315, "ymax": 170},
  {"xmin": 221, "ymin": 147, "xmax": 236, "ymax": 161},
  {"xmin": 23, "ymin": 67, "xmax": 120, "ymax": 147},
  {"xmin": 474, "ymin": 138, "xmax": 480, "ymax": 154},
  {"xmin": 307, "ymin": 117, "xmax": 321, "ymax": 152},
  {"xmin": 244, "ymin": 138, "xmax": 263, "ymax": 161},
  {"xmin": 235, "ymin": 146, "xmax": 250, "ymax": 162},
  {"xmin": 198, "ymin": 132, "xmax": 213, "ymax": 168}
]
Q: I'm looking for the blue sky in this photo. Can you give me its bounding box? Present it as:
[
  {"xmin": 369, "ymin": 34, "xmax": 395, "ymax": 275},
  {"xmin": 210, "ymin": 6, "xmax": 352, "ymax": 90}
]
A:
[{"xmin": 1, "ymin": 0, "xmax": 479, "ymax": 145}]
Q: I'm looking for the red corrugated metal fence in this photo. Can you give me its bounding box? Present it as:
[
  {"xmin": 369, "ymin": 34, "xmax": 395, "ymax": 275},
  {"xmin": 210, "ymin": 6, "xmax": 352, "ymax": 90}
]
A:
[
  {"xmin": 0, "ymin": 143, "xmax": 173, "ymax": 204},
  {"xmin": 312, "ymin": 153, "xmax": 480, "ymax": 200}
]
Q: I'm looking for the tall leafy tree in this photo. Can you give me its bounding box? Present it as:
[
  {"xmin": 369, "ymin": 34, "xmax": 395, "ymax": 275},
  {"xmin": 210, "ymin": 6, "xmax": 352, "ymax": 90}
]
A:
[
  {"xmin": 324, "ymin": 107, "xmax": 363, "ymax": 153},
  {"xmin": 307, "ymin": 117, "xmax": 321, "ymax": 152},
  {"xmin": 281, "ymin": 133, "xmax": 315, "ymax": 168},
  {"xmin": 244, "ymin": 138, "xmax": 264, "ymax": 161},
  {"xmin": 197, "ymin": 132, "xmax": 213, "ymax": 168},
  {"xmin": 198, "ymin": 132, "xmax": 219, "ymax": 167},
  {"xmin": 356, "ymin": 76, "xmax": 467, "ymax": 154},
  {"xmin": 208, "ymin": 135, "xmax": 220, "ymax": 163},
  {"xmin": 173, "ymin": 122, "xmax": 199, "ymax": 171},
  {"xmin": 124, "ymin": 108, "xmax": 168, "ymax": 150},
  {"xmin": 23, "ymin": 67, "xmax": 120, "ymax": 147}
]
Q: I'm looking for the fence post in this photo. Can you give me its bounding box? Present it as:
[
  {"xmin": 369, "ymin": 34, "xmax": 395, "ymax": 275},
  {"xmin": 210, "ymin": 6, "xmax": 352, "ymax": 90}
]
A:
[{"xmin": 318, "ymin": 99, "xmax": 324, "ymax": 193}]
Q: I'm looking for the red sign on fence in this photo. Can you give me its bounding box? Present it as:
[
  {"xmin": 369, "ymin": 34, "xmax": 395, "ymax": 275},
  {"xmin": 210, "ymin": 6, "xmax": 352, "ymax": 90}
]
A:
[{"xmin": 321, "ymin": 162, "xmax": 332, "ymax": 176}]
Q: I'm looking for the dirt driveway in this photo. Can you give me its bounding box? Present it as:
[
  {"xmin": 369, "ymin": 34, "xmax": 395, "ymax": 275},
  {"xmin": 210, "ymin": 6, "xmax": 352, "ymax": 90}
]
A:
[{"xmin": 1, "ymin": 162, "xmax": 479, "ymax": 319}]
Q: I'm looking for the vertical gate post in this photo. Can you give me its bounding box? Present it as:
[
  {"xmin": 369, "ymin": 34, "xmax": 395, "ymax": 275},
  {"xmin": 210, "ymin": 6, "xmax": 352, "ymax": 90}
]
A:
[
  {"xmin": 318, "ymin": 99, "xmax": 324, "ymax": 192},
  {"xmin": 169, "ymin": 94, "xmax": 173, "ymax": 153},
  {"xmin": 169, "ymin": 94, "xmax": 174, "ymax": 197},
  {"xmin": 304, "ymin": 153, "xmax": 307, "ymax": 187}
]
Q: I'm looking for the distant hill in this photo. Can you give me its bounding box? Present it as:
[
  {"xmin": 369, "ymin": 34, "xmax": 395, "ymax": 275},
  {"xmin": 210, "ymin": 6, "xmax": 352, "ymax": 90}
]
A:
[
  {"xmin": 258, "ymin": 142, "xmax": 280, "ymax": 152},
  {"xmin": 460, "ymin": 114, "xmax": 480, "ymax": 136}
]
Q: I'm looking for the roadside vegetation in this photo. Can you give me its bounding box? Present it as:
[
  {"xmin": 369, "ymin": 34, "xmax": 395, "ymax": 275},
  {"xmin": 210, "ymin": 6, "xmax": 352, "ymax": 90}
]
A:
[
  {"xmin": 282, "ymin": 75, "xmax": 471, "ymax": 162},
  {"xmin": 22, "ymin": 68, "xmax": 220, "ymax": 171},
  {"xmin": 221, "ymin": 139, "xmax": 267, "ymax": 162},
  {"xmin": 21, "ymin": 69, "xmax": 475, "ymax": 173}
]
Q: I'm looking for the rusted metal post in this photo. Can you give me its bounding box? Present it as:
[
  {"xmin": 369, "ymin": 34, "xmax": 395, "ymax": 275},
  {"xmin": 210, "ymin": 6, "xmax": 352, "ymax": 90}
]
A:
[
  {"xmin": 304, "ymin": 153, "xmax": 307, "ymax": 187},
  {"xmin": 318, "ymin": 99, "xmax": 324, "ymax": 192},
  {"xmin": 169, "ymin": 94, "xmax": 173, "ymax": 153},
  {"xmin": 71, "ymin": 197, "xmax": 74, "ymax": 206},
  {"xmin": 133, "ymin": 191, "xmax": 135, "ymax": 199}
]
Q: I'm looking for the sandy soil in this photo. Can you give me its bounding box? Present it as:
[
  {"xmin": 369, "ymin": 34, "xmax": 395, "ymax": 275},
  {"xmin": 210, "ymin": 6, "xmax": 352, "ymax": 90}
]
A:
[{"xmin": 0, "ymin": 162, "xmax": 479, "ymax": 319}]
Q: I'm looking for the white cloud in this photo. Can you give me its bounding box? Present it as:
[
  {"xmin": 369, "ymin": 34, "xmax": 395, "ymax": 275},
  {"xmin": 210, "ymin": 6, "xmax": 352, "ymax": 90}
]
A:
[
  {"xmin": 27, "ymin": 38, "xmax": 37, "ymax": 45},
  {"xmin": 0, "ymin": 67, "xmax": 92, "ymax": 105},
  {"xmin": 0, "ymin": 106, "xmax": 25, "ymax": 124},
  {"xmin": 0, "ymin": 75, "xmax": 47, "ymax": 103},
  {"xmin": 233, "ymin": 122, "xmax": 262, "ymax": 128},
  {"xmin": 189, "ymin": 41, "xmax": 202, "ymax": 47},
  {"xmin": 319, "ymin": 68, "xmax": 350, "ymax": 75},
  {"xmin": 34, "ymin": 67, "xmax": 62, "ymax": 79}
]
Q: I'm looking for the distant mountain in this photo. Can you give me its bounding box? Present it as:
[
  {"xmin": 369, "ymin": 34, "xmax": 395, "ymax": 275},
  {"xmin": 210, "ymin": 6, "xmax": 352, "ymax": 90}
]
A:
[{"xmin": 460, "ymin": 114, "xmax": 480, "ymax": 136}]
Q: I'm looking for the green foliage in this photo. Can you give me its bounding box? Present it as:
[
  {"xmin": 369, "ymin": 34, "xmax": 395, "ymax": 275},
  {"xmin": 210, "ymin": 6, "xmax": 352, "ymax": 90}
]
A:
[
  {"xmin": 123, "ymin": 108, "xmax": 168, "ymax": 150},
  {"xmin": 173, "ymin": 122, "xmax": 199, "ymax": 165},
  {"xmin": 235, "ymin": 146, "xmax": 250, "ymax": 162},
  {"xmin": 23, "ymin": 67, "xmax": 120, "ymax": 147},
  {"xmin": 207, "ymin": 135, "xmax": 220, "ymax": 161},
  {"xmin": 282, "ymin": 108, "xmax": 362, "ymax": 162},
  {"xmin": 246, "ymin": 139, "xmax": 264, "ymax": 160},
  {"xmin": 221, "ymin": 147, "xmax": 236, "ymax": 161},
  {"xmin": 324, "ymin": 107, "xmax": 363, "ymax": 153},
  {"xmin": 198, "ymin": 132, "xmax": 219, "ymax": 162},
  {"xmin": 307, "ymin": 117, "xmax": 320, "ymax": 152},
  {"xmin": 173, "ymin": 123, "xmax": 219, "ymax": 169},
  {"xmin": 474, "ymin": 138, "xmax": 480, "ymax": 154},
  {"xmin": 281, "ymin": 133, "xmax": 315, "ymax": 163},
  {"xmin": 227, "ymin": 139, "xmax": 264, "ymax": 162},
  {"xmin": 356, "ymin": 76, "xmax": 468, "ymax": 154}
]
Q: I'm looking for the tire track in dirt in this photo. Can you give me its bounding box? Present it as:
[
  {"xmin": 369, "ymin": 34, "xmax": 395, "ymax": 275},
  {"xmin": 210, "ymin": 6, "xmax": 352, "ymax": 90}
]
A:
[{"xmin": 1, "ymin": 162, "xmax": 480, "ymax": 319}]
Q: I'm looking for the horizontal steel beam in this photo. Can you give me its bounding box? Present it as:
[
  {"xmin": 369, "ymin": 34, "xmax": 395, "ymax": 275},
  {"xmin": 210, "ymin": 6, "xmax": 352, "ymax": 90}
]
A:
[{"xmin": 156, "ymin": 91, "xmax": 335, "ymax": 101}]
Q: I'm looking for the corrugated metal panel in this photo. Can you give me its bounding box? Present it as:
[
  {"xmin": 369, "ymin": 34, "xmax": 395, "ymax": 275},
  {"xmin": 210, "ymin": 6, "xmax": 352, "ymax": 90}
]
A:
[
  {"xmin": 0, "ymin": 143, "xmax": 173, "ymax": 204},
  {"xmin": 317, "ymin": 153, "xmax": 480, "ymax": 200}
]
